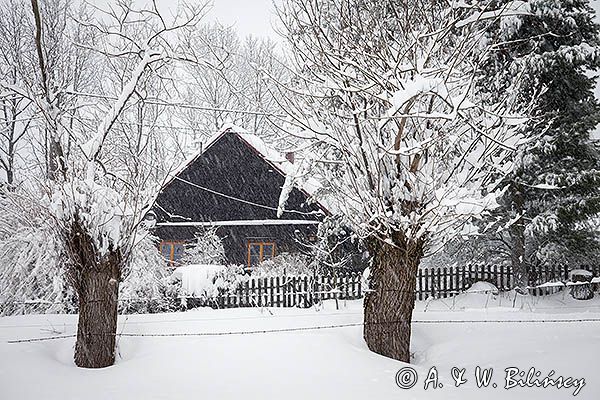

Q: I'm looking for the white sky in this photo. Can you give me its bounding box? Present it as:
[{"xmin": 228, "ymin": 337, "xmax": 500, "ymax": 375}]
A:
[
  {"xmin": 97, "ymin": 0, "xmax": 600, "ymax": 44},
  {"xmin": 107, "ymin": 0, "xmax": 282, "ymax": 40},
  {"xmin": 207, "ymin": 0, "xmax": 281, "ymax": 39}
]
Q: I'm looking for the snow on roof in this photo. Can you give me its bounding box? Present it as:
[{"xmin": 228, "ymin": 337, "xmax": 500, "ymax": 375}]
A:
[{"xmin": 237, "ymin": 132, "xmax": 296, "ymax": 177}]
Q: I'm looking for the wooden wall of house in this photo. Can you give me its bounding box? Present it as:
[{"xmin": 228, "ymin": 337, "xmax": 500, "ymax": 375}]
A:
[{"xmin": 155, "ymin": 223, "xmax": 318, "ymax": 266}]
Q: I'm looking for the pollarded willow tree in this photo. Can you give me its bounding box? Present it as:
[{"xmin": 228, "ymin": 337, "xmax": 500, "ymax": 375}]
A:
[
  {"xmin": 277, "ymin": 0, "xmax": 529, "ymax": 362},
  {"xmin": 3, "ymin": 0, "xmax": 210, "ymax": 368}
]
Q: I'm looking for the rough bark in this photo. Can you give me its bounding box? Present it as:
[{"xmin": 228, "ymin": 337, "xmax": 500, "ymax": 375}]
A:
[
  {"xmin": 67, "ymin": 218, "xmax": 122, "ymax": 368},
  {"xmin": 509, "ymin": 182, "xmax": 528, "ymax": 293},
  {"xmin": 364, "ymin": 234, "xmax": 423, "ymax": 363}
]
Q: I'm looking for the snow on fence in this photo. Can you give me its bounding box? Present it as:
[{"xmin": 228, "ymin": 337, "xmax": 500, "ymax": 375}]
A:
[{"xmin": 183, "ymin": 264, "xmax": 600, "ymax": 309}]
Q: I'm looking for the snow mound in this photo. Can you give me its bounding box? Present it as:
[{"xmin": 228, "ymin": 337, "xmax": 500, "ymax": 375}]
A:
[
  {"xmin": 466, "ymin": 281, "xmax": 499, "ymax": 295},
  {"xmin": 172, "ymin": 265, "xmax": 225, "ymax": 298}
]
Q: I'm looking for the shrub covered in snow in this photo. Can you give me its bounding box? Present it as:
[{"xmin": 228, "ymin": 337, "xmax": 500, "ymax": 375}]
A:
[
  {"xmin": 311, "ymin": 216, "xmax": 369, "ymax": 273},
  {"xmin": 118, "ymin": 234, "xmax": 178, "ymax": 314},
  {"xmin": 170, "ymin": 264, "xmax": 246, "ymax": 307},
  {"xmin": 179, "ymin": 228, "xmax": 225, "ymax": 266},
  {"xmin": 0, "ymin": 187, "xmax": 179, "ymax": 315}
]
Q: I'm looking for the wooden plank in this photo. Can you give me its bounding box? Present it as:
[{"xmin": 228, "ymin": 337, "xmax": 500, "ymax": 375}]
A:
[
  {"xmin": 291, "ymin": 276, "xmax": 297, "ymax": 307},
  {"xmin": 453, "ymin": 266, "xmax": 459, "ymax": 296},
  {"xmin": 417, "ymin": 269, "xmax": 423, "ymax": 300},
  {"xmin": 302, "ymin": 276, "xmax": 308, "ymax": 307},
  {"xmin": 256, "ymin": 277, "xmax": 261, "ymax": 307},
  {"xmin": 441, "ymin": 267, "xmax": 447, "ymax": 298},
  {"xmin": 468, "ymin": 265, "xmax": 474, "ymax": 289},
  {"xmin": 424, "ymin": 268, "xmax": 430, "ymax": 299},
  {"xmin": 275, "ymin": 276, "xmax": 281, "ymax": 307},
  {"xmin": 283, "ymin": 276, "xmax": 288, "ymax": 307},
  {"xmin": 449, "ymin": 267, "xmax": 455, "ymax": 297}
]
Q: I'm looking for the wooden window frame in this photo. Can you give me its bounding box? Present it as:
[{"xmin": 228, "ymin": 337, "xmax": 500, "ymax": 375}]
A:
[
  {"xmin": 247, "ymin": 241, "xmax": 276, "ymax": 267},
  {"xmin": 160, "ymin": 240, "xmax": 185, "ymax": 264}
]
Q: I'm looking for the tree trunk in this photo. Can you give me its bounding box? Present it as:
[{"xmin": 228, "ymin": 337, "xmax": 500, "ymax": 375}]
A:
[
  {"xmin": 509, "ymin": 182, "xmax": 528, "ymax": 293},
  {"xmin": 364, "ymin": 235, "xmax": 423, "ymax": 363},
  {"xmin": 67, "ymin": 219, "xmax": 122, "ymax": 368},
  {"xmin": 74, "ymin": 263, "xmax": 120, "ymax": 368}
]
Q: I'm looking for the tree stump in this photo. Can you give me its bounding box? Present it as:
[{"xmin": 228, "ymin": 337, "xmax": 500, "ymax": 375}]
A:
[{"xmin": 569, "ymin": 270, "xmax": 594, "ymax": 300}]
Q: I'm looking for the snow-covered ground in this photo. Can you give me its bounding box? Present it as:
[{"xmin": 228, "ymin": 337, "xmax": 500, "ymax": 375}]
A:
[{"xmin": 1, "ymin": 290, "xmax": 599, "ymax": 399}]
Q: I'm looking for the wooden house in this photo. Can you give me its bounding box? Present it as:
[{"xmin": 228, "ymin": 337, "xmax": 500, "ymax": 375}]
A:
[{"xmin": 150, "ymin": 125, "xmax": 328, "ymax": 266}]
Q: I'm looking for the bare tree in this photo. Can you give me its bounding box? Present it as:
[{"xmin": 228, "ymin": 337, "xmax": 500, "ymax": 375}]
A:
[
  {"xmin": 177, "ymin": 22, "xmax": 288, "ymax": 152},
  {"xmin": 277, "ymin": 0, "xmax": 528, "ymax": 362},
  {"xmin": 0, "ymin": 0, "xmax": 36, "ymax": 187}
]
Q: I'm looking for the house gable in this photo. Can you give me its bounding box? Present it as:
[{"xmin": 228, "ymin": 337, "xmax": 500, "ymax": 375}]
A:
[{"xmin": 154, "ymin": 129, "xmax": 323, "ymax": 224}]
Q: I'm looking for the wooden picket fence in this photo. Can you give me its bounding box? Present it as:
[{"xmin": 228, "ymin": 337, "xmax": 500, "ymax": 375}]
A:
[
  {"xmin": 184, "ymin": 273, "xmax": 363, "ymax": 309},
  {"xmin": 416, "ymin": 264, "xmax": 600, "ymax": 300},
  {"xmin": 183, "ymin": 264, "xmax": 600, "ymax": 309}
]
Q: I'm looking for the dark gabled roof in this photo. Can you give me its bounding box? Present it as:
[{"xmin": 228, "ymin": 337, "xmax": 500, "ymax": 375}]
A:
[{"xmin": 152, "ymin": 124, "xmax": 329, "ymax": 224}]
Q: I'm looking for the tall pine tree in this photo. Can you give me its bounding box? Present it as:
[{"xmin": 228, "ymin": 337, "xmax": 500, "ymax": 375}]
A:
[{"xmin": 479, "ymin": 0, "xmax": 600, "ymax": 289}]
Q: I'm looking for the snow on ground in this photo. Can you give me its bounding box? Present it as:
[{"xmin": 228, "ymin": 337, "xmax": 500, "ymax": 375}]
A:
[{"xmin": 1, "ymin": 290, "xmax": 599, "ymax": 400}]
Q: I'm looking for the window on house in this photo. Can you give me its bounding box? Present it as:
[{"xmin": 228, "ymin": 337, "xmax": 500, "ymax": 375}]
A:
[
  {"xmin": 247, "ymin": 242, "xmax": 276, "ymax": 266},
  {"xmin": 160, "ymin": 241, "xmax": 185, "ymax": 264}
]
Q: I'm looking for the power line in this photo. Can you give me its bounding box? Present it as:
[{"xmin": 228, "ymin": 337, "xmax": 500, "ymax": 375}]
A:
[{"xmin": 66, "ymin": 90, "xmax": 286, "ymax": 118}]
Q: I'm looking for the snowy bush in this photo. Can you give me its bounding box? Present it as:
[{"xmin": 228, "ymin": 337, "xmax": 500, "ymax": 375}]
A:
[
  {"xmin": 179, "ymin": 228, "xmax": 225, "ymax": 265},
  {"xmin": 118, "ymin": 234, "xmax": 178, "ymax": 314},
  {"xmin": 312, "ymin": 216, "xmax": 369, "ymax": 273},
  {"xmin": 171, "ymin": 264, "xmax": 246, "ymax": 306}
]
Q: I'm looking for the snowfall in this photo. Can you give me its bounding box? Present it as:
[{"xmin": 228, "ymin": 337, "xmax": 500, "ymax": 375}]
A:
[{"xmin": 1, "ymin": 288, "xmax": 599, "ymax": 400}]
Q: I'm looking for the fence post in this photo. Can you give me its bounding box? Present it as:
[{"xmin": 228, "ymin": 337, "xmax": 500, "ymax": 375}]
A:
[{"xmin": 301, "ymin": 276, "xmax": 307, "ymax": 307}]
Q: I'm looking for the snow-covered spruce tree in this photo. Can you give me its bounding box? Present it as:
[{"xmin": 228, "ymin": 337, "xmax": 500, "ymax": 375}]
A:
[
  {"xmin": 16, "ymin": 1, "xmax": 208, "ymax": 368},
  {"xmin": 277, "ymin": 0, "xmax": 528, "ymax": 362},
  {"xmin": 179, "ymin": 228, "xmax": 226, "ymax": 265},
  {"xmin": 477, "ymin": 0, "xmax": 600, "ymax": 289}
]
